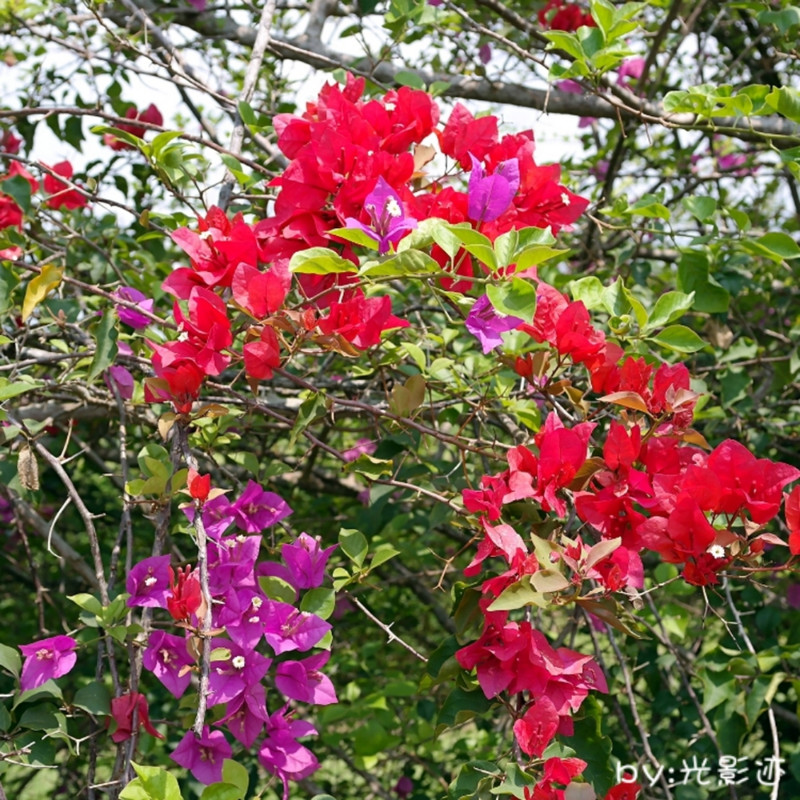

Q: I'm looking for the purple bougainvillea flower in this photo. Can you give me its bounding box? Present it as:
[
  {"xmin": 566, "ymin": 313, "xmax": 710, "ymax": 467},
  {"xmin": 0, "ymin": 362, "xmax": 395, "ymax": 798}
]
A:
[
  {"xmin": 19, "ymin": 635, "xmax": 78, "ymax": 691},
  {"xmin": 231, "ymin": 480, "xmax": 292, "ymax": 534},
  {"xmin": 263, "ymin": 600, "xmax": 331, "ymax": 655},
  {"xmin": 207, "ymin": 638, "xmax": 271, "ymax": 707},
  {"xmin": 142, "ymin": 630, "xmax": 194, "ymax": 698},
  {"xmin": 187, "ymin": 0, "xmax": 207, "ymax": 8},
  {"xmin": 345, "ymin": 177, "xmax": 417, "ymax": 255},
  {"xmin": 104, "ymin": 365, "xmax": 134, "ymax": 400},
  {"xmin": 258, "ymin": 707, "xmax": 319, "ymax": 800},
  {"xmin": 341, "ymin": 438, "xmax": 377, "ymax": 462},
  {"xmin": 467, "ymin": 153, "xmax": 520, "ymax": 223},
  {"xmin": 465, "ymin": 294, "xmax": 523, "ymax": 354},
  {"xmin": 219, "ymin": 681, "xmax": 270, "ymax": 747},
  {"xmin": 617, "ymin": 56, "xmax": 646, "ymax": 89},
  {"xmin": 282, "ymin": 533, "xmax": 338, "ymax": 590},
  {"xmin": 115, "ymin": 286, "xmax": 154, "ymax": 329},
  {"xmin": 126, "ymin": 554, "xmax": 171, "ymax": 608},
  {"xmin": 171, "ymin": 726, "xmax": 231, "ymax": 784},
  {"xmin": 275, "ymin": 650, "xmax": 338, "ymax": 705},
  {"xmin": 216, "ymin": 587, "xmax": 271, "ymax": 649},
  {"xmin": 478, "ymin": 43, "xmax": 492, "ymax": 64},
  {"xmin": 207, "ymin": 534, "xmax": 261, "ymax": 594}
]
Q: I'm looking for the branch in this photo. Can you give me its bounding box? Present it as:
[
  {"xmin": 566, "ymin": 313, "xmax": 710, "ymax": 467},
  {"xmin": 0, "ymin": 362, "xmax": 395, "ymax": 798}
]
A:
[{"xmin": 124, "ymin": 0, "xmax": 800, "ymax": 149}]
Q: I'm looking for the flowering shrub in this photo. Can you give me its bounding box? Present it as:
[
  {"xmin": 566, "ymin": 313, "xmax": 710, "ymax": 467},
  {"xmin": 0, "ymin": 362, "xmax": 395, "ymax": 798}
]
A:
[{"xmin": 1, "ymin": 2, "xmax": 800, "ymax": 799}]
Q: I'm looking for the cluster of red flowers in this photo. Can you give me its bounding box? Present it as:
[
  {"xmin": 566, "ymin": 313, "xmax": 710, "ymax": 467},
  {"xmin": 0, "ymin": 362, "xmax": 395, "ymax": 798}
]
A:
[
  {"xmin": 0, "ymin": 156, "xmax": 88, "ymax": 259},
  {"xmin": 457, "ymin": 273, "xmax": 799, "ymax": 786},
  {"xmin": 104, "ymin": 103, "xmax": 163, "ymax": 150},
  {"xmin": 144, "ymin": 74, "xmax": 588, "ymax": 412},
  {"xmin": 538, "ymin": 0, "xmax": 596, "ymax": 31}
]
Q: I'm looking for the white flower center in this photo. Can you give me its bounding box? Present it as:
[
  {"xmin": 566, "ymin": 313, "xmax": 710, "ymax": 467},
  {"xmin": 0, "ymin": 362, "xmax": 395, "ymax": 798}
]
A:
[
  {"xmin": 385, "ymin": 197, "xmax": 402, "ymax": 218},
  {"xmin": 232, "ymin": 655, "xmax": 246, "ymax": 669},
  {"xmin": 144, "ymin": 575, "xmax": 158, "ymax": 587}
]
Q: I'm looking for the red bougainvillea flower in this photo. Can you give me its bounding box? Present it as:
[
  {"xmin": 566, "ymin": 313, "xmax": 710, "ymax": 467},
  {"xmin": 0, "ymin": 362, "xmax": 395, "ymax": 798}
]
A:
[
  {"xmin": 19, "ymin": 635, "xmax": 78, "ymax": 691},
  {"xmin": 42, "ymin": 161, "xmax": 88, "ymax": 209},
  {"xmin": 187, "ymin": 468, "xmax": 211, "ymax": 503},
  {"xmin": 167, "ymin": 565, "xmax": 203, "ymax": 622},
  {"xmin": 538, "ymin": 0, "xmax": 595, "ymax": 31},
  {"xmin": 105, "ymin": 103, "xmax": 164, "ymax": 150},
  {"xmin": 0, "ymin": 130, "xmax": 22, "ymax": 154},
  {"xmin": 109, "ymin": 692, "xmax": 163, "ymax": 742},
  {"xmin": 317, "ymin": 289, "xmax": 409, "ymax": 350},
  {"xmin": 785, "ymin": 484, "xmax": 800, "ymax": 556}
]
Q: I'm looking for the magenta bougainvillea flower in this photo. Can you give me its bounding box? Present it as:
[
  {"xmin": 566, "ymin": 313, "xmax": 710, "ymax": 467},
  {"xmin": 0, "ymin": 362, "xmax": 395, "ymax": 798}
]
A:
[
  {"xmin": 258, "ymin": 708, "xmax": 319, "ymax": 800},
  {"xmin": 170, "ymin": 726, "xmax": 231, "ymax": 784},
  {"xmin": 114, "ymin": 286, "xmax": 154, "ymax": 329},
  {"xmin": 345, "ymin": 177, "xmax": 417, "ymax": 254},
  {"xmin": 142, "ymin": 630, "xmax": 195, "ymax": 698},
  {"xmin": 207, "ymin": 639, "xmax": 272, "ymax": 706},
  {"xmin": 231, "ymin": 480, "xmax": 292, "ymax": 534},
  {"xmin": 104, "ymin": 365, "xmax": 135, "ymax": 400},
  {"xmin": 219, "ymin": 682, "xmax": 270, "ymax": 747},
  {"xmin": 281, "ymin": 533, "xmax": 338, "ymax": 590},
  {"xmin": 465, "ymin": 294, "xmax": 523, "ymax": 354},
  {"xmin": 275, "ymin": 651, "xmax": 338, "ymax": 705},
  {"xmin": 467, "ymin": 154, "xmax": 520, "ymax": 223},
  {"xmin": 126, "ymin": 554, "xmax": 172, "ymax": 608},
  {"xmin": 19, "ymin": 635, "xmax": 78, "ymax": 691},
  {"xmin": 263, "ymin": 601, "xmax": 331, "ymax": 654}
]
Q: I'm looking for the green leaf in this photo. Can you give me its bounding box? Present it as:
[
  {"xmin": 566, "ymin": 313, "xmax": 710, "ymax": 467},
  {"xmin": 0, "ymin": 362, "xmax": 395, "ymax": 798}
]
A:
[
  {"xmin": 301, "ymin": 588, "xmax": 336, "ymax": 620},
  {"xmin": 120, "ymin": 763, "xmax": 182, "ymax": 800},
  {"xmin": 683, "ymin": 195, "xmax": 717, "ymax": 222},
  {"xmin": 0, "ymin": 377, "xmax": 43, "ymax": 401},
  {"xmin": 756, "ymin": 232, "xmax": 800, "ymax": 260},
  {"xmin": 765, "ymin": 86, "xmax": 800, "ymax": 123},
  {"xmin": 288, "ymin": 391, "xmax": 328, "ymax": 447},
  {"xmin": 569, "ymin": 276, "xmax": 606, "ymax": 311},
  {"xmin": 487, "ymin": 576, "xmax": 548, "ymax": 612},
  {"xmin": 370, "ymin": 543, "xmax": 400, "ymax": 569},
  {"xmin": 339, "ymin": 528, "xmax": 368, "ymax": 568},
  {"xmin": 0, "ymin": 642, "xmax": 21, "ymax": 677},
  {"xmin": 647, "ymin": 324, "xmax": 706, "ymax": 353},
  {"xmin": 360, "ymin": 249, "xmax": 441, "ymax": 278},
  {"xmin": 677, "ymin": 250, "xmax": 729, "ymax": 313},
  {"xmin": 437, "ymin": 689, "xmax": 493, "ymax": 728},
  {"xmin": 87, "ymin": 311, "xmax": 118, "ymax": 382},
  {"xmin": 73, "ymin": 682, "xmax": 111, "ymax": 716},
  {"xmin": 531, "ymin": 569, "xmax": 570, "ymax": 593},
  {"xmin": 344, "ymin": 453, "xmax": 394, "ymax": 480},
  {"xmin": 200, "ymin": 785, "xmax": 244, "ymax": 800},
  {"xmin": 221, "ymin": 761, "xmax": 249, "ymax": 796},
  {"xmin": 259, "ymin": 576, "xmax": 296, "ymax": 604},
  {"xmin": 394, "ymin": 70, "xmax": 425, "ymax": 90},
  {"xmin": 328, "ymin": 226, "xmax": 379, "ymax": 250},
  {"xmin": 289, "ymin": 247, "xmax": 357, "ymax": 275},
  {"xmin": 571, "ymin": 697, "xmax": 614, "ymax": 795},
  {"xmin": 1, "ymin": 173, "xmax": 33, "ymax": 213},
  {"xmin": 758, "ymin": 6, "xmax": 800, "ymax": 33},
  {"xmin": 627, "ymin": 193, "xmax": 670, "ymax": 220},
  {"xmin": 67, "ymin": 592, "xmax": 104, "ymax": 616},
  {"xmin": 486, "ymin": 277, "xmax": 536, "ymax": 322},
  {"xmin": 644, "ymin": 291, "xmax": 695, "ymax": 333}
]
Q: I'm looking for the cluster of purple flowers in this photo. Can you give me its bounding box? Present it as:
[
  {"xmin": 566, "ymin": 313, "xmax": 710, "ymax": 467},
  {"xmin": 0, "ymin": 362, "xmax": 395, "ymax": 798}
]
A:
[
  {"xmin": 17, "ymin": 479, "xmax": 338, "ymax": 797},
  {"xmin": 126, "ymin": 481, "xmax": 338, "ymax": 793}
]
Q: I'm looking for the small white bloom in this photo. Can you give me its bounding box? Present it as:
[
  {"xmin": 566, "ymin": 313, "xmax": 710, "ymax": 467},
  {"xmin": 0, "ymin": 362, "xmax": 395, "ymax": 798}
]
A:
[
  {"xmin": 232, "ymin": 655, "xmax": 246, "ymax": 669},
  {"xmin": 561, "ymin": 192, "xmax": 570, "ymax": 206},
  {"xmin": 385, "ymin": 197, "xmax": 402, "ymax": 218},
  {"xmin": 144, "ymin": 575, "xmax": 158, "ymax": 587},
  {"xmin": 707, "ymin": 544, "xmax": 726, "ymax": 559}
]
